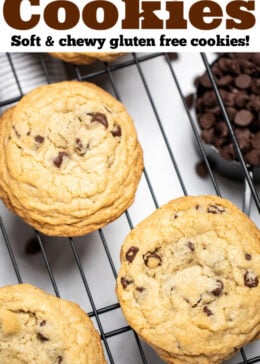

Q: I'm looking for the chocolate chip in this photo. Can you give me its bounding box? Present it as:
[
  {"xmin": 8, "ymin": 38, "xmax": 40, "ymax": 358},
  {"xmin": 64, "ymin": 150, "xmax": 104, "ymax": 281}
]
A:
[
  {"xmin": 37, "ymin": 333, "xmax": 49, "ymax": 342},
  {"xmin": 235, "ymin": 74, "xmax": 252, "ymax": 89},
  {"xmin": 57, "ymin": 356, "xmax": 63, "ymax": 364},
  {"xmin": 200, "ymin": 73, "xmax": 212, "ymax": 88},
  {"xmin": 203, "ymin": 306, "xmax": 213, "ymax": 316},
  {"xmin": 192, "ymin": 297, "xmax": 202, "ymax": 308},
  {"xmin": 12, "ymin": 125, "xmax": 21, "ymax": 138},
  {"xmin": 40, "ymin": 320, "xmax": 46, "ymax": 327},
  {"xmin": 121, "ymin": 277, "xmax": 134, "ymax": 289},
  {"xmin": 234, "ymin": 92, "xmax": 249, "ymax": 108},
  {"xmin": 53, "ymin": 152, "xmax": 69, "ymax": 168},
  {"xmin": 90, "ymin": 112, "xmax": 108, "ymax": 128},
  {"xmin": 199, "ymin": 113, "xmax": 215, "ymax": 129},
  {"xmin": 220, "ymin": 89, "xmax": 235, "ymax": 107},
  {"xmin": 74, "ymin": 138, "xmax": 87, "ymax": 156},
  {"xmin": 195, "ymin": 160, "xmax": 209, "ymax": 178},
  {"xmin": 251, "ymin": 79, "xmax": 260, "ymax": 95},
  {"xmin": 201, "ymin": 129, "xmax": 215, "ymax": 144},
  {"xmin": 188, "ymin": 242, "xmax": 195, "ymax": 251},
  {"xmin": 244, "ymin": 271, "xmax": 258, "ymax": 288},
  {"xmin": 195, "ymin": 53, "xmax": 260, "ymax": 167},
  {"xmin": 167, "ymin": 52, "xmax": 178, "ymax": 61},
  {"xmin": 219, "ymin": 143, "xmax": 236, "ymax": 161},
  {"xmin": 207, "ymin": 204, "xmax": 225, "ymax": 214},
  {"xmin": 245, "ymin": 149, "xmax": 260, "ymax": 166},
  {"xmin": 234, "ymin": 109, "xmax": 254, "ymax": 126},
  {"xmin": 212, "ymin": 280, "xmax": 224, "ymax": 296},
  {"xmin": 252, "ymin": 131, "xmax": 260, "ymax": 149},
  {"xmin": 111, "ymin": 124, "xmax": 122, "ymax": 137},
  {"xmin": 184, "ymin": 93, "xmax": 194, "ymax": 109},
  {"xmin": 24, "ymin": 237, "xmax": 41, "ymax": 255},
  {"xmin": 35, "ymin": 135, "xmax": 45, "ymax": 143},
  {"xmin": 245, "ymin": 253, "xmax": 252, "ymax": 261},
  {"xmin": 143, "ymin": 249, "xmax": 162, "ymax": 268},
  {"xmin": 125, "ymin": 246, "xmax": 139, "ymax": 263},
  {"xmin": 216, "ymin": 122, "xmax": 229, "ymax": 137},
  {"xmin": 136, "ymin": 287, "xmax": 145, "ymax": 292},
  {"xmin": 216, "ymin": 75, "xmax": 233, "ymax": 87}
]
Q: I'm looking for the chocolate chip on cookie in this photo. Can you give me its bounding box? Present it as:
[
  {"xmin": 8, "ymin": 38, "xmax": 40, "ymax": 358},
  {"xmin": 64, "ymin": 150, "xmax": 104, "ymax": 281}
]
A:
[{"xmin": 125, "ymin": 246, "xmax": 139, "ymax": 263}]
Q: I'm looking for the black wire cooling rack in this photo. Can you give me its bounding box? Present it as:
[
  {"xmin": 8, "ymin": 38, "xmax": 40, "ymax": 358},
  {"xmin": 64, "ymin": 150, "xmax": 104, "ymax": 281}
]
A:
[{"xmin": 0, "ymin": 52, "xmax": 259, "ymax": 364}]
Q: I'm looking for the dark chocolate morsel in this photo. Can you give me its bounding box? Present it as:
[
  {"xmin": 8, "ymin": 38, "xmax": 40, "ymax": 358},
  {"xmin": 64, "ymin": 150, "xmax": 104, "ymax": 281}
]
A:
[
  {"xmin": 203, "ymin": 306, "xmax": 213, "ymax": 316},
  {"xmin": 252, "ymin": 131, "xmax": 260, "ymax": 149},
  {"xmin": 37, "ymin": 333, "xmax": 49, "ymax": 342},
  {"xmin": 245, "ymin": 150, "xmax": 260, "ymax": 166},
  {"xmin": 111, "ymin": 124, "xmax": 122, "ymax": 137},
  {"xmin": 121, "ymin": 277, "xmax": 134, "ymax": 289},
  {"xmin": 35, "ymin": 135, "xmax": 45, "ymax": 143},
  {"xmin": 184, "ymin": 93, "xmax": 194, "ymax": 109},
  {"xmin": 235, "ymin": 74, "xmax": 252, "ymax": 89},
  {"xmin": 53, "ymin": 152, "xmax": 69, "ymax": 168},
  {"xmin": 167, "ymin": 53, "xmax": 178, "ymax": 61},
  {"xmin": 195, "ymin": 53, "xmax": 260, "ymax": 167},
  {"xmin": 143, "ymin": 249, "xmax": 162, "ymax": 268},
  {"xmin": 211, "ymin": 280, "xmax": 224, "ymax": 296},
  {"xmin": 24, "ymin": 237, "xmax": 41, "ymax": 255},
  {"xmin": 245, "ymin": 253, "xmax": 252, "ymax": 261},
  {"xmin": 90, "ymin": 112, "xmax": 108, "ymax": 128},
  {"xmin": 195, "ymin": 160, "xmax": 209, "ymax": 178},
  {"xmin": 207, "ymin": 204, "xmax": 225, "ymax": 214},
  {"xmin": 125, "ymin": 246, "xmax": 139, "ymax": 263},
  {"xmin": 234, "ymin": 109, "xmax": 254, "ymax": 126},
  {"xmin": 187, "ymin": 242, "xmax": 195, "ymax": 251},
  {"xmin": 244, "ymin": 271, "xmax": 258, "ymax": 288},
  {"xmin": 199, "ymin": 113, "xmax": 215, "ymax": 129}
]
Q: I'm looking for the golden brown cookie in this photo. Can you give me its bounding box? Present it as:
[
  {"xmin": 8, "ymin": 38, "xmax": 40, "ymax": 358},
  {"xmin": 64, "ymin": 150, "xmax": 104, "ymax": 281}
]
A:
[
  {"xmin": 49, "ymin": 52, "xmax": 124, "ymax": 65},
  {"xmin": 116, "ymin": 195, "xmax": 260, "ymax": 364},
  {"xmin": 0, "ymin": 283, "xmax": 106, "ymax": 364},
  {"xmin": 0, "ymin": 81, "xmax": 143, "ymax": 236}
]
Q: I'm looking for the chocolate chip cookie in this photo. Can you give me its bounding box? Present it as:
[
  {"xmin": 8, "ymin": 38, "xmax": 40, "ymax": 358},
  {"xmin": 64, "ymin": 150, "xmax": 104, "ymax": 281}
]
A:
[
  {"xmin": 195, "ymin": 53, "xmax": 260, "ymax": 166},
  {"xmin": 0, "ymin": 81, "xmax": 143, "ymax": 236},
  {"xmin": 49, "ymin": 52, "xmax": 124, "ymax": 65},
  {"xmin": 116, "ymin": 195, "xmax": 260, "ymax": 364},
  {"xmin": 0, "ymin": 284, "xmax": 106, "ymax": 363}
]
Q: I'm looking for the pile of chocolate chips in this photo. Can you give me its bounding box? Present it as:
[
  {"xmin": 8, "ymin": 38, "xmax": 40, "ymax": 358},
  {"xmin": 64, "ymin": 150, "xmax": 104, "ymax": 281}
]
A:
[{"xmin": 195, "ymin": 53, "xmax": 260, "ymax": 166}]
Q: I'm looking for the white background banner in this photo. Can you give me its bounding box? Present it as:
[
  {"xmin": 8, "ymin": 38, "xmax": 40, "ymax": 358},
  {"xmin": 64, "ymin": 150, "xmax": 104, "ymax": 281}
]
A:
[{"xmin": 0, "ymin": 0, "xmax": 259, "ymax": 52}]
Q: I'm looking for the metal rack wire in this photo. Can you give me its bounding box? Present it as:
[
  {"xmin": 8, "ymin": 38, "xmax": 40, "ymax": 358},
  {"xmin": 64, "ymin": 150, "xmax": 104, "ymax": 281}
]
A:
[{"xmin": 0, "ymin": 52, "xmax": 259, "ymax": 364}]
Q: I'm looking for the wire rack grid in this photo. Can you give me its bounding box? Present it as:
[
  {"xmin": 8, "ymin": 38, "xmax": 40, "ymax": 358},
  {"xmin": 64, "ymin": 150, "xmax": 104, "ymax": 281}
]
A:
[{"xmin": 0, "ymin": 52, "xmax": 259, "ymax": 364}]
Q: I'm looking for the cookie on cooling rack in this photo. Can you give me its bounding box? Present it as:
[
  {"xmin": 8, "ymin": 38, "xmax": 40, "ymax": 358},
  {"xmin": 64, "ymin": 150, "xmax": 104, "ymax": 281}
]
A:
[
  {"xmin": 0, "ymin": 283, "xmax": 106, "ymax": 364},
  {"xmin": 49, "ymin": 52, "xmax": 124, "ymax": 65},
  {"xmin": 116, "ymin": 195, "xmax": 260, "ymax": 364},
  {"xmin": 0, "ymin": 81, "xmax": 143, "ymax": 236}
]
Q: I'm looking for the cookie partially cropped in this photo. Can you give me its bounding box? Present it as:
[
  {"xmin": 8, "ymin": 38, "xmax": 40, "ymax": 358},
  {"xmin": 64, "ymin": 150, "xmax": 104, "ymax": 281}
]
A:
[
  {"xmin": 0, "ymin": 81, "xmax": 143, "ymax": 236},
  {"xmin": 116, "ymin": 195, "xmax": 260, "ymax": 364},
  {"xmin": 50, "ymin": 52, "xmax": 124, "ymax": 65},
  {"xmin": 0, "ymin": 283, "xmax": 106, "ymax": 364}
]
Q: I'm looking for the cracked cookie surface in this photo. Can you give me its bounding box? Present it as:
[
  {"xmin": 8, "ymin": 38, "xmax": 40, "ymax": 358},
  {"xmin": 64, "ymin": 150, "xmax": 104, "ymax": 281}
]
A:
[
  {"xmin": 0, "ymin": 81, "xmax": 143, "ymax": 236},
  {"xmin": 116, "ymin": 195, "xmax": 260, "ymax": 364},
  {"xmin": 0, "ymin": 284, "xmax": 106, "ymax": 364}
]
